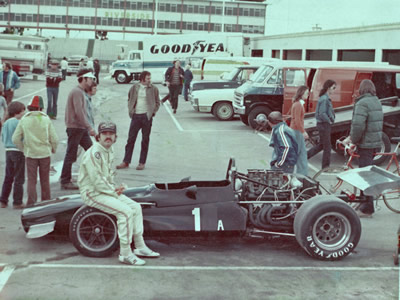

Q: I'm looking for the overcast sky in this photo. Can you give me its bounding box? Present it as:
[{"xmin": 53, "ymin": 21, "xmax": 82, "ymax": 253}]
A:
[{"xmin": 265, "ymin": 0, "xmax": 400, "ymax": 35}]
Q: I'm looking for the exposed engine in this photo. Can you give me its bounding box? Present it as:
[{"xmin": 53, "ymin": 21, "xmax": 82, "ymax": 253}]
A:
[{"xmin": 234, "ymin": 169, "xmax": 320, "ymax": 230}]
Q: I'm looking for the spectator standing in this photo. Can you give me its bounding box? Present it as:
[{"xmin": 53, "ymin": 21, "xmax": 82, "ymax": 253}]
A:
[
  {"xmin": 0, "ymin": 62, "xmax": 21, "ymax": 105},
  {"xmin": 307, "ymin": 80, "xmax": 336, "ymax": 169},
  {"xmin": 116, "ymin": 71, "xmax": 160, "ymax": 171},
  {"xmin": 60, "ymin": 57, "xmax": 68, "ymax": 80},
  {"xmin": 183, "ymin": 64, "xmax": 193, "ymax": 102},
  {"xmin": 268, "ymin": 111, "xmax": 298, "ymax": 174},
  {"xmin": 79, "ymin": 58, "xmax": 85, "ymax": 71},
  {"xmin": 349, "ymin": 79, "xmax": 383, "ymax": 217},
  {"xmin": 78, "ymin": 121, "xmax": 160, "ymax": 265},
  {"xmin": 12, "ymin": 96, "xmax": 58, "ymax": 206},
  {"xmin": 87, "ymin": 58, "xmax": 94, "ymax": 72},
  {"xmin": 46, "ymin": 59, "xmax": 63, "ymax": 120},
  {"xmin": 86, "ymin": 82, "xmax": 97, "ymax": 129},
  {"xmin": 165, "ymin": 60, "xmax": 184, "ymax": 114},
  {"xmin": 0, "ymin": 83, "xmax": 8, "ymax": 133},
  {"xmin": 93, "ymin": 59, "xmax": 100, "ymax": 84},
  {"xmin": 60, "ymin": 69, "xmax": 96, "ymax": 190},
  {"xmin": 0, "ymin": 101, "xmax": 26, "ymax": 209},
  {"xmin": 290, "ymin": 85, "xmax": 309, "ymax": 176}
]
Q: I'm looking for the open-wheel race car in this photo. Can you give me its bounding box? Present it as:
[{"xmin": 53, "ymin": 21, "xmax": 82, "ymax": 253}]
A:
[{"xmin": 21, "ymin": 158, "xmax": 364, "ymax": 261}]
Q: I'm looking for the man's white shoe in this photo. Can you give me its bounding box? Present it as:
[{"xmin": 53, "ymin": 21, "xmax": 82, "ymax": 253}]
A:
[
  {"xmin": 134, "ymin": 247, "xmax": 160, "ymax": 258},
  {"xmin": 118, "ymin": 253, "xmax": 146, "ymax": 266}
]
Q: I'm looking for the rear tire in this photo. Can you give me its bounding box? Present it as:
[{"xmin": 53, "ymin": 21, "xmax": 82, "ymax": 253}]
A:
[
  {"xmin": 294, "ymin": 195, "xmax": 361, "ymax": 261},
  {"xmin": 373, "ymin": 132, "xmax": 390, "ymax": 166},
  {"xmin": 69, "ymin": 205, "xmax": 119, "ymax": 257},
  {"xmin": 213, "ymin": 102, "xmax": 234, "ymax": 121},
  {"xmin": 115, "ymin": 71, "xmax": 129, "ymax": 84}
]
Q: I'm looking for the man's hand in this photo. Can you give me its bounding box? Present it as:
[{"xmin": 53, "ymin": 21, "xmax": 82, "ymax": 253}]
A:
[
  {"xmin": 89, "ymin": 129, "xmax": 96, "ymax": 136},
  {"xmin": 303, "ymin": 131, "xmax": 309, "ymax": 140},
  {"xmin": 115, "ymin": 184, "xmax": 127, "ymax": 195}
]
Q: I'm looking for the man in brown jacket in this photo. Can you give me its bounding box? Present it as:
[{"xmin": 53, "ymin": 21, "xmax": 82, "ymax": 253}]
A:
[
  {"xmin": 116, "ymin": 71, "xmax": 160, "ymax": 170},
  {"xmin": 60, "ymin": 69, "xmax": 96, "ymax": 189}
]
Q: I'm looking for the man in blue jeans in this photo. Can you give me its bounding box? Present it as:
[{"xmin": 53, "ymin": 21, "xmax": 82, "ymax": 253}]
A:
[
  {"xmin": 60, "ymin": 69, "xmax": 96, "ymax": 189},
  {"xmin": 116, "ymin": 71, "xmax": 160, "ymax": 171}
]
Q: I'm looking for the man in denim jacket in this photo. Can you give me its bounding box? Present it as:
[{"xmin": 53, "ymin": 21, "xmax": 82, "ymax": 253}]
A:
[{"xmin": 268, "ymin": 111, "xmax": 298, "ymax": 173}]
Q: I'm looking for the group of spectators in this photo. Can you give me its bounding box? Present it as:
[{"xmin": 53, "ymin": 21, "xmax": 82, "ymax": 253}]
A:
[{"xmin": 268, "ymin": 78, "xmax": 383, "ymax": 218}]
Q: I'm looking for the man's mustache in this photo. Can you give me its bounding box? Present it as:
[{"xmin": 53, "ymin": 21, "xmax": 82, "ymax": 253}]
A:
[{"xmin": 105, "ymin": 138, "xmax": 112, "ymax": 142}]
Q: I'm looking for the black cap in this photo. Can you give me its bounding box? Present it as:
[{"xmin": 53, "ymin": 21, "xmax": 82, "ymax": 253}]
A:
[{"xmin": 98, "ymin": 121, "xmax": 117, "ymax": 134}]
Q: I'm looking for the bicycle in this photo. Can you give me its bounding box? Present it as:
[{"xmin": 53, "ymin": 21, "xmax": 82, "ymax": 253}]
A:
[{"xmin": 312, "ymin": 136, "xmax": 400, "ymax": 213}]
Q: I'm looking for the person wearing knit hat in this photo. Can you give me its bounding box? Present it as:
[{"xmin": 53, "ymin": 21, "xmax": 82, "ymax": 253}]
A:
[{"xmin": 12, "ymin": 95, "xmax": 59, "ymax": 206}]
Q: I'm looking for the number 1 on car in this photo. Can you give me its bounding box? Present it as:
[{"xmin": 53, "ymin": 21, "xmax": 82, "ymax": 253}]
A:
[{"xmin": 192, "ymin": 208, "xmax": 201, "ymax": 231}]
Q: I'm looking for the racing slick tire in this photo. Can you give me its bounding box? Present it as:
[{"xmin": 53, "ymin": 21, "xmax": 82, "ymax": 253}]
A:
[
  {"xmin": 213, "ymin": 102, "xmax": 234, "ymax": 121},
  {"xmin": 115, "ymin": 71, "xmax": 129, "ymax": 84},
  {"xmin": 294, "ymin": 195, "xmax": 361, "ymax": 261},
  {"xmin": 69, "ymin": 205, "xmax": 119, "ymax": 257},
  {"xmin": 239, "ymin": 115, "xmax": 249, "ymax": 126},
  {"xmin": 248, "ymin": 106, "xmax": 271, "ymax": 130}
]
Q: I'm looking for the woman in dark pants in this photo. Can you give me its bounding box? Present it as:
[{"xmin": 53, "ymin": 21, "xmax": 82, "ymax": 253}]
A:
[{"xmin": 307, "ymin": 80, "xmax": 336, "ymax": 169}]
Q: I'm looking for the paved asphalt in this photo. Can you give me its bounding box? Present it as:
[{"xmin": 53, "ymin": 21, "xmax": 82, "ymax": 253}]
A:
[{"xmin": 0, "ymin": 75, "xmax": 399, "ymax": 300}]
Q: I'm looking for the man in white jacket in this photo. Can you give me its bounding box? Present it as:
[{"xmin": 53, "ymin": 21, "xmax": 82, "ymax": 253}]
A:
[{"xmin": 78, "ymin": 121, "xmax": 160, "ymax": 265}]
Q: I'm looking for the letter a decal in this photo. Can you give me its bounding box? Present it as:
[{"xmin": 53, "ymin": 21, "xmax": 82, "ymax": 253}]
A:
[{"xmin": 217, "ymin": 220, "xmax": 225, "ymax": 231}]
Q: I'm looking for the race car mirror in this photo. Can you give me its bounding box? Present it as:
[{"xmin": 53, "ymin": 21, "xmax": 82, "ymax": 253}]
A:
[{"xmin": 185, "ymin": 185, "xmax": 197, "ymax": 200}]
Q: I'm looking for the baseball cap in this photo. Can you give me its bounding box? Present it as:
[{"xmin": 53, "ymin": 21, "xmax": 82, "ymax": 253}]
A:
[
  {"xmin": 98, "ymin": 121, "xmax": 117, "ymax": 134},
  {"xmin": 28, "ymin": 95, "xmax": 44, "ymax": 109}
]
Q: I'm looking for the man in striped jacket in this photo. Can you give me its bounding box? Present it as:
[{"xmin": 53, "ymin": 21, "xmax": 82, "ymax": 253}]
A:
[
  {"xmin": 0, "ymin": 62, "xmax": 20, "ymax": 105},
  {"xmin": 268, "ymin": 111, "xmax": 298, "ymax": 174}
]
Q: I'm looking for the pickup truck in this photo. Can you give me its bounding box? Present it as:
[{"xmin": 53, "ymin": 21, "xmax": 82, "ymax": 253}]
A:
[
  {"xmin": 67, "ymin": 55, "xmax": 88, "ymax": 75},
  {"xmin": 189, "ymin": 66, "xmax": 258, "ymax": 121}
]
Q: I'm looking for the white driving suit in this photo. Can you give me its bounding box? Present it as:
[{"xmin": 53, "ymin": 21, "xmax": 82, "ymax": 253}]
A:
[{"xmin": 78, "ymin": 142, "xmax": 143, "ymax": 253}]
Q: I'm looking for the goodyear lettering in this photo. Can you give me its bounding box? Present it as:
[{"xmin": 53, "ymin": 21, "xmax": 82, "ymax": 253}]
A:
[
  {"xmin": 150, "ymin": 40, "xmax": 225, "ymax": 55},
  {"xmin": 104, "ymin": 11, "xmax": 149, "ymax": 19}
]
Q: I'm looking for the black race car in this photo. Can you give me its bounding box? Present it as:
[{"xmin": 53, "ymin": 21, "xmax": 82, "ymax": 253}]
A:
[{"xmin": 21, "ymin": 159, "xmax": 362, "ymax": 261}]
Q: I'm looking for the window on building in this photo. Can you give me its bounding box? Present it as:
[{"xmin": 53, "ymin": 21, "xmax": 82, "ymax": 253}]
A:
[
  {"xmin": 131, "ymin": 2, "xmax": 137, "ymax": 10},
  {"xmin": 255, "ymin": 9, "xmax": 261, "ymax": 17},
  {"xmin": 214, "ymin": 23, "xmax": 221, "ymax": 32},
  {"xmin": 187, "ymin": 5, "xmax": 193, "ymax": 13},
  {"xmin": 170, "ymin": 4, "xmax": 177, "ymax": 12},
  {"xmin": 102, "ymin": 17, "xmax": 108, "ymax": 26},
  {"xmin": 198, "ymin": 22, "xmax": 205, "ymax": 31},
  {"xmin": 72, "ymin": 0, "xmax": 80, "ymax": 7},
  {"xmin": 141, "ymin": 20, "xmax": 148, "ymax": 28},
  {"xmin": 113, "ymin": 18, "xmax": 119, "ymax": 26},
  {"xmin": 186, "ymin": 22, "xmax": 193, "ymax": 30},
  {"xmin": 226, "ymin": 7, "xmax": 233, "ymax": 15},
  {"xmin": 243, "ymin": 8, "xmax": 249, "ymax": 16},
  {"xmin": 72, "ymin": 16, "xmax": 79, "ymax": 24},
  {"xmin": 101, "ymin": 0, "xmax": 108, "ymax": 8},
  {"xmin": 142, "ymin": 2, "xmax": 148, "ymax": 10},
  {"xmin": 250, "ymin": 8, "xmax": 255, "ymax": 16},
  {"xmin": 159, "ymin": 3, "xmax": 165, "ymax": 11},
  {"xmin": 225, "ymin": 24, "xmax": 233, "ymax": 32},
  {"xmin": 216, "ymin": 6, "xmax": 222, "ymax": 15},
  {"xmin": 199, "ymin": 5, "xmax": 205, "ymax": 14},
  {"xmin": 158, "ymin": 20, "xmax": 165, "ymax": 29},
  {"xmin": 55, "ymin": 15, "xmax": 62, "ymax": 24},
  {"xmin": 15, "ymin": 14, "xmax": 22, "ymax": 22},
  {"xmin": 50, "ymin": 15, "xmax": 55, "ymax": 23},
  {"xmin": 129, "ymin": 19, "xmax": 136, "ymax": 27},
  {"xmin": 169, "ymin": 21, "xmax": 176, "ymax": 29},
  {"xmin": 113, "ymin": 0, "xmax": 120, "ymax": 9},
  {"xmin": 26, "ymin": 14, "xmax": 33, "ymax": 22},
  {"xmin": 84, "ymin": 16, "xmax": 91, "ymax": 25}
]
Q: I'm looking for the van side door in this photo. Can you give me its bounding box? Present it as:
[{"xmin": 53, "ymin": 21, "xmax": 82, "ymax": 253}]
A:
[{"xmin": 282, "ymin": 68, "xmax": 307, "ymax": 114}]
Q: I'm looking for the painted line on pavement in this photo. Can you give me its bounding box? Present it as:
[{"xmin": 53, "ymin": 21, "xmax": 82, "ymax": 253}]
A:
[
  {"xmin": 162, "ymin": 103, "xmax": 184, "ymax": 132},
  {"xmin": 13, "ymin": 87, "xmax": 47, "ymax": 101},
  {"xmin": 25, "ymin": 264, "xmax": 398, "ymax": 272},
  {"xmin": 0, "ymin": 265, "xmax": 15, "ymax": 293}
]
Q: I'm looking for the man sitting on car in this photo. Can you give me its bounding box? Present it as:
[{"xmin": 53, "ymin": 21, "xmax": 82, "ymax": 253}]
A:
[
  {"xmin": 268, "ymin": 111, "xmax": 298, "ymax": 174},
  {"xmin": 78, "ymin": 121, "xmax": 160, "ymax": 265}
]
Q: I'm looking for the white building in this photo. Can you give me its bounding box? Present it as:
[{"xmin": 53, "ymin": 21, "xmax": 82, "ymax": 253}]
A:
[
  {"xmin": 0, "ymin": 0, "xmax": 267, "ymax": 39},
  {"xmin": 250, "ymin": 22, "xmax": 400, "ymax": 65}
]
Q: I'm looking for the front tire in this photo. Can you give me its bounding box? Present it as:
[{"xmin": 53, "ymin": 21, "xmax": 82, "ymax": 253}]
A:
[
  {"xmin": 294, "ymin": 195, "xmax": 361, "ymax": 261},
  {"xmin": 115, "ymin": 71, "xmax": 129, "ymax": 84},
  {"xmin": 213, "ymin": 102, "xmax": 234, "ymax": 121},
  {"xmin": 69, "ymin": 205, "xmax": 119, "ymax": 257},
  {"xmin": 248, "ymin": 106, "xmax": 271, "ymax": 130}
]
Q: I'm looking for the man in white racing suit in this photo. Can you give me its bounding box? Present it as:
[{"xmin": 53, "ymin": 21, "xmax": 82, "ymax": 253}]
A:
[{"xmin": 78, "ymin": 121, "xmax": 160, "ymax": 265}]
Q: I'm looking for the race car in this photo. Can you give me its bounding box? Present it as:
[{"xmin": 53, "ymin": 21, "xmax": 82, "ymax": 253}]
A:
[{"xmin": 21, "ymin": 158, "xmax": 362, "ymax": 261}]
